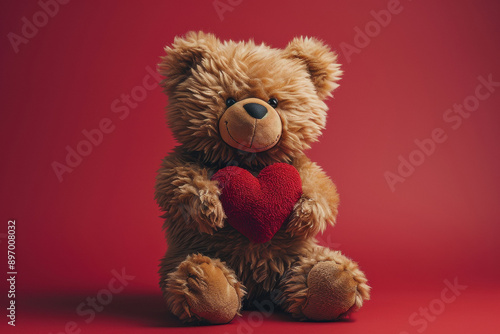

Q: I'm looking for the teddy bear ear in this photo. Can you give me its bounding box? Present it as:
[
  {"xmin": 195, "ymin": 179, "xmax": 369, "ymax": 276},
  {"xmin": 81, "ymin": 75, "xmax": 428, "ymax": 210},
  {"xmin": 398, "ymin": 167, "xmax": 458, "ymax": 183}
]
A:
[
  {"xmin": 284, "ymin": 37, "xmax": 342, "ymax": 99},
  {"xmin": 158, "ymin": 31, "xmax": 219, "ymax": 91}
]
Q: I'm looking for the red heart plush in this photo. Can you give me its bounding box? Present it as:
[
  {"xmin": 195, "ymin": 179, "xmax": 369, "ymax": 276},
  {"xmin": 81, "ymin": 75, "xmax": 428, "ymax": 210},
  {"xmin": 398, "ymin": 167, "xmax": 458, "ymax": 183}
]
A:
[{"xmin": 211, "ymin": 163, "xmax": 302, "ymax": 243}]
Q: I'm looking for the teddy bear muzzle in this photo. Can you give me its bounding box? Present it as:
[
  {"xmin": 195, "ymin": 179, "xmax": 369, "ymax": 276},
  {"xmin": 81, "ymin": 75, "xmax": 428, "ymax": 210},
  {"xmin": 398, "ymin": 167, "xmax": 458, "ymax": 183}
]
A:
[{"xmin": 219, "ymin": 98, "xmax": 282, "ymax": 153}]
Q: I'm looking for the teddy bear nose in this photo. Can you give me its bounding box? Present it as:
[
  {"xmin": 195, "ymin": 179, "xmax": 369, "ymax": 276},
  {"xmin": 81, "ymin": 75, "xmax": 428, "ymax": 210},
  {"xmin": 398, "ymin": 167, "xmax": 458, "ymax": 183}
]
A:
[{"xmin": 243, "ymin": 103, "xmax": 268, "ymax": 119}]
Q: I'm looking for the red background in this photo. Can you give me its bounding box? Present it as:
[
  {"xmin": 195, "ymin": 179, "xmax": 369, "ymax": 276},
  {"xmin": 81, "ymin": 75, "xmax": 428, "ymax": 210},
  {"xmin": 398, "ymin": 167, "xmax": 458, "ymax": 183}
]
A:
[{"xmin": 1, "ymin": 0, "xmax": 499, "ymax": 333}]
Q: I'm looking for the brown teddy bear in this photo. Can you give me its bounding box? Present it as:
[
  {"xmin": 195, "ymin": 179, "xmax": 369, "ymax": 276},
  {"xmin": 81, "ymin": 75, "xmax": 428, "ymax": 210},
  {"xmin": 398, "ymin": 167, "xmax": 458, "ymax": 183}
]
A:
[{"xmin": 155, "ymin": 31, "xmax": 370, "ymax": 324}]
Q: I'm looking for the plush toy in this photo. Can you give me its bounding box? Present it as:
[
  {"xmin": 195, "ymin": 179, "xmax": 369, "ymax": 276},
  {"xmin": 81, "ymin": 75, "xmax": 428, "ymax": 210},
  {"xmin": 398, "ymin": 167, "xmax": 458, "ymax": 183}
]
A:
[{"xmin": 155, "ymin": 31, "xmax": 370, "ymax": 324}]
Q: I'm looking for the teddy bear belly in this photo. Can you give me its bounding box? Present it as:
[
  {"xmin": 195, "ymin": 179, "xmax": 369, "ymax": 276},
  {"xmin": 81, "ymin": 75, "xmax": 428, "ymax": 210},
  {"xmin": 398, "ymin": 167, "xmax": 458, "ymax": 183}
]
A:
[{"xmin": 161, "ymin": 227, "xmax": 318, "ymax": 302}]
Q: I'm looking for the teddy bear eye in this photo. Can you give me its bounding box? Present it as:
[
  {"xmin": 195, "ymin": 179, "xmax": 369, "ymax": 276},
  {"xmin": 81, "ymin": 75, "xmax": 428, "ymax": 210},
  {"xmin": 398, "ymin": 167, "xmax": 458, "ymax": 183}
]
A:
[
  {"xmin": 268, "ymin": 98, "xmax": 278, "ymax": 108},
  {"xmin": 226, "ymin": 97, "xmax": 237, "ymax": 107}
]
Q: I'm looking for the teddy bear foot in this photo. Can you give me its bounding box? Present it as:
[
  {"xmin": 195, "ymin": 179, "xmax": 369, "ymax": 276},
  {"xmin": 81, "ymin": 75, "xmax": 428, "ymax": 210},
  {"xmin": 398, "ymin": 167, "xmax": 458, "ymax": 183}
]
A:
[
  {"xmin": 302, "ymin": 261, "xmax": 358, "ymax": 320},
  {"xmin": 163, "ymin": 254, "xmax": 245, "ymax": 324},
  {"xmin": 277, "ymin": 247, "xmax": 370, "ymax": 321}
]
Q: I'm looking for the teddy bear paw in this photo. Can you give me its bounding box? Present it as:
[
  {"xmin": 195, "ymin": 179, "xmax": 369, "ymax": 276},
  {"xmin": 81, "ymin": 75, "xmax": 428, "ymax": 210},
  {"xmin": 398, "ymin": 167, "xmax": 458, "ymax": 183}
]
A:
[
  {"xmin": 164, "ymin": 254, "xmax": 244, "ymax": 324},
  {"xmin": 286, "ymin": 196, "xmax": 319, "ymax": 237},
  {"xmin": 195, "ymin": 188, "xmax": 226, "ymax": 232},
  {"xmin": 302, "ymin": 261, "xmax": 362, "ymax": 320},
  {"xmin": 277, "ymin": 249, "xmax": 370, "ymax": 321}
]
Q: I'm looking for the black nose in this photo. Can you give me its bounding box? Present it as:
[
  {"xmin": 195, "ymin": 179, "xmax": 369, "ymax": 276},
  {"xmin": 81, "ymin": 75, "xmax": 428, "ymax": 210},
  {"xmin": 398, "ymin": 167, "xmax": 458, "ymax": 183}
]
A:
[{"xmin": 243, "ymin": 103, "xmax": 267, "ymax": 119}]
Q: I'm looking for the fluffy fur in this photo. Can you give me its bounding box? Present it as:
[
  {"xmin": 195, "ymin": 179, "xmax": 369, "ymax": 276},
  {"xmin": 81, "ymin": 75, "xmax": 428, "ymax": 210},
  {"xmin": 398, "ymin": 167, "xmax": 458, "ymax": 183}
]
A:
[{"xmin": 155, "ymin": 31, "xmax": 370, "ymax": 324}]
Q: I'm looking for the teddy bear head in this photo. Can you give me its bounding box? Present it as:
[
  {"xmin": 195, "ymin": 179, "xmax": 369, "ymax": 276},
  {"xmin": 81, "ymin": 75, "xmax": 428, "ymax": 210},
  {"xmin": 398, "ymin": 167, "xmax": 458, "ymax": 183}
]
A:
[{"xmin": 159, "ymin": 31, "xmax": 341, "ymax": 167}]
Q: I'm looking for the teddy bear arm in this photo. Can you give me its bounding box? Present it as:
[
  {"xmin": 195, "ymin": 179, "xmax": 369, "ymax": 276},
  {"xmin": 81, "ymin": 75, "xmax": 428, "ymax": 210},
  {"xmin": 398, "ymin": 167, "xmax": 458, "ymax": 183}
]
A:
[
  {"xmin": 287, "ymin": 156, "xmax": 340, "ymax": 237},
  {"xmin": 155, "ymin": 160, "xmax": 225, "ymax": 234}
]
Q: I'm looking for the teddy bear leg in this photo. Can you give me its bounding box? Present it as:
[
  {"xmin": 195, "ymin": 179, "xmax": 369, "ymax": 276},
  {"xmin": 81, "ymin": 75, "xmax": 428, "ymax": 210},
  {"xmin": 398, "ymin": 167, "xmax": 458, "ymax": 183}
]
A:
[
  {"xmin": 276, "ymin": 247, "xmax": 370, "ymax": 321},
  {"xmin": 163, "ymin": 253, "xmax": 245, "ymax": 324}
]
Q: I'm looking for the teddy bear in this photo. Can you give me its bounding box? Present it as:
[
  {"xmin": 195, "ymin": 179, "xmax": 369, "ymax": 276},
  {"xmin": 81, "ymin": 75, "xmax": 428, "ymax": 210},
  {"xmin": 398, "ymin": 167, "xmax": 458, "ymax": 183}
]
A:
[{"xmin": 155, "ymin": 31, "xmax": 370, "ymax": 324}]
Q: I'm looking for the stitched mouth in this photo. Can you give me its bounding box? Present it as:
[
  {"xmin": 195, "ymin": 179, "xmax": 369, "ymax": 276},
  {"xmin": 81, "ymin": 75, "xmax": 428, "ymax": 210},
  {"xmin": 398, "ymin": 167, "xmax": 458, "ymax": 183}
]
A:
[
  {"xmin": 225, "ymin": 120, "xmax": 253, "ymax": 149},
  {"xmin": 225, "ymin": 121, "xmax": 280, "ymax": 151},
  {"xmin": 256, "ymin": 133, "xmax": 281, "ymax": 150}
]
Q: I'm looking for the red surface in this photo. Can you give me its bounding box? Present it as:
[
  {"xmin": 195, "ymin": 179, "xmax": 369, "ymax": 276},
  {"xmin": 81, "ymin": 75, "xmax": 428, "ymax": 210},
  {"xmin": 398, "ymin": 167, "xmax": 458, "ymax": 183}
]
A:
[
  {"xmin": 212, "ymin": 163, "xmax": 302, "ymax": 243},
  {"xmin": 1, "ymin": 0, "xmax": 499, "ymax": 333}
]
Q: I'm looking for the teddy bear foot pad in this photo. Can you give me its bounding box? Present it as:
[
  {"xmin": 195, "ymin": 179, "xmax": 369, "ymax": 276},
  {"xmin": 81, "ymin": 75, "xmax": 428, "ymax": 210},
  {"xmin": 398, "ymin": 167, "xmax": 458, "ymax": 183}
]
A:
[
  {"xmin": 164, "ymin": 254, "xmax": 245, "ymax": 324},
  {"xmin": 277, "ymin": 248, "xmax": 370, "ymax": 321}
]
